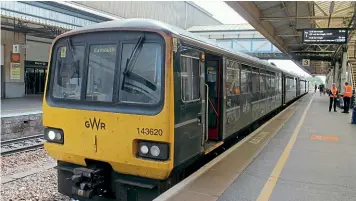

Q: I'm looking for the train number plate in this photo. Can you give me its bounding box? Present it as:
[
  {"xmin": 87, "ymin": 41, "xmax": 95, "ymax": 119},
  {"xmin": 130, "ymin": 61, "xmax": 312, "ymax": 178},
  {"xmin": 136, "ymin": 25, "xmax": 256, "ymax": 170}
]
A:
[{"xmin": 137, "ymin": 128, "xmax": 163, "ymax": 136}]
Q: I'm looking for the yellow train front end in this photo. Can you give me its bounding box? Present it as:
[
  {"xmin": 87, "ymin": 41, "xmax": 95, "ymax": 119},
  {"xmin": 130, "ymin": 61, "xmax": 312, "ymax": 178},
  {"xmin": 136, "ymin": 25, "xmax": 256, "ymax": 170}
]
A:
[{"xmin": 43, "ymin": 21, "xmax": 174, "ymax": 201}]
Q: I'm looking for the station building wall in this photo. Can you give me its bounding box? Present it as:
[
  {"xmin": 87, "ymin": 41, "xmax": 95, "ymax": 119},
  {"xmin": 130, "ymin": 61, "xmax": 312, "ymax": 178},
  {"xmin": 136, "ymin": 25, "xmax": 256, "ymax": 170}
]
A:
[
  {"xmin": 1, "ymin": 30, "xmax": 52, "ymax": 98},
  {"xmin": 1, "ymin": 30, "xmax": 26, "ymax": 98}
]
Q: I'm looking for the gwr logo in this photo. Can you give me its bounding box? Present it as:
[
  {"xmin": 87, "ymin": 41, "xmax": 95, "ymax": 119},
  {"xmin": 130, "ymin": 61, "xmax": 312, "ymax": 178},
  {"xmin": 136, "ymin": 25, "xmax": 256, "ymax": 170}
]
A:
[{"xmin": 85, "ymin": 118, "xmax": 106, "ymax": 131}]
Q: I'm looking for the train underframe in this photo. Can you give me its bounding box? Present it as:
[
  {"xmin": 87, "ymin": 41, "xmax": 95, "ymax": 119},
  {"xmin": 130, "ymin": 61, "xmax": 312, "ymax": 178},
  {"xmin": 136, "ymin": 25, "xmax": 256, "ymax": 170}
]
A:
[{"xmin": 56, "ymin": 160, "xmax": 180, "ymax": 201}]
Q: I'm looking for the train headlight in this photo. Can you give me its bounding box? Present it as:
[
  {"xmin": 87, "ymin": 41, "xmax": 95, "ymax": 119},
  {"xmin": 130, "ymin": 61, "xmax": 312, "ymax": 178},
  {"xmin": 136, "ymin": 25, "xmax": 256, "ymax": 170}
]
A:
[
  {"xmin": 138, "ymin": 141, "xmax": 169, "ymax": 161},
  {"xmin": 150, "ymin": 146, "xmax": 160, "ymax": 157},
  {"xmin": 45, "ymin": 128, "xmax": 64, "ymax": 144},
  {"xmin": 48, "ymin": 131, "xmax": 56, "ymax": 140},
  {"xmin": 140, "ymin": 145, "xmax": 149, "ymax": 154}
]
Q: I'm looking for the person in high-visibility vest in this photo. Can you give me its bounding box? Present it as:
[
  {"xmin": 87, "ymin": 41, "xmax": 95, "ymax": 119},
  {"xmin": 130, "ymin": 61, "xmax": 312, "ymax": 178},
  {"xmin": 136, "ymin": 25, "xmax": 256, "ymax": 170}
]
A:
[
  {"xmin": 328, "ymin": 83, "xmax": 338, "ymax": 112},
  {"xmin": 342, "ymin": 82, "xmax": 353, "ymax": 114}
]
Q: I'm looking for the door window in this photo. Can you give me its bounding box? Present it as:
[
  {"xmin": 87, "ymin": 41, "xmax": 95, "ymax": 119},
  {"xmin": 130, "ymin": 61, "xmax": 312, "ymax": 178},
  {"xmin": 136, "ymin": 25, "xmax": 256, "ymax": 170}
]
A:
[{"xmin": 181, "ymin": 54, "xmax": 200, "ymax": 102}]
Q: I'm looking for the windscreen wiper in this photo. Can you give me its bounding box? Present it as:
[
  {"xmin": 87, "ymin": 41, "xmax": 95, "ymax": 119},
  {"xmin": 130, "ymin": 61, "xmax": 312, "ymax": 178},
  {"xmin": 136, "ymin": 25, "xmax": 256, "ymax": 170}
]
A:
[
  {"xmin": 121, "ymin": 36, "xmax": 145, "ymax": 90},
  {"xmin": 66, "ymin": 37, "xmax": 80, "ymax": 85}
]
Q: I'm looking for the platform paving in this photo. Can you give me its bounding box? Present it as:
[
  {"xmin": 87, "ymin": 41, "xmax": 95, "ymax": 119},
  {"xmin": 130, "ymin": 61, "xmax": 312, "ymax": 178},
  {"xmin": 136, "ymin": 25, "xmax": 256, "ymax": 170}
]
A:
[
  {"xmin": 218, "ymin": 94, "xmax": 356, "ymax": 201},
  {"xmin": 1, "ymin": 95, "xmax": 42, "ymax": 117}
]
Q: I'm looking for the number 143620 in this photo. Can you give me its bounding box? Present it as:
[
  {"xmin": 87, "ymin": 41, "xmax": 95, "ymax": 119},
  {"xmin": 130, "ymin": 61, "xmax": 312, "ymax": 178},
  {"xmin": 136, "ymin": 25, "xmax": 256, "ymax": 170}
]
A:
[{"xmin": 137, "ymin": 128, "xmax": 163, "ymax": 136}]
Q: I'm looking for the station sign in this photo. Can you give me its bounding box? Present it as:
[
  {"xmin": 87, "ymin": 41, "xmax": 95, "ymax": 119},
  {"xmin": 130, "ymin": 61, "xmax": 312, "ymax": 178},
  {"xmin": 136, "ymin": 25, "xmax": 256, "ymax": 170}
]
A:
[
  {"xmin": 13, "ymin": 44, "xmax": 20, "ymax": 54},
  {"xmin": 25, "ymin": 60, "xmax": 48, "ymax": 68},
  {"xmin": 302, "ymin": 59, "xmax": 310, "ymax": 67},
  {"xmin": 11, "ymin": 52, "xmax": 20, "ymax": 63},
  {"xmin": 302, "ymin": 28, "xmax": 348, "ymax": 44}
]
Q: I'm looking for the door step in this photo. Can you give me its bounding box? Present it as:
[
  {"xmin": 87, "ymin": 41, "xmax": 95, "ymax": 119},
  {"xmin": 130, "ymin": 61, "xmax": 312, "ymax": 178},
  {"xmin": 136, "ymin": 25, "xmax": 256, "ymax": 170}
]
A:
[{"xmin": 204, "ymin": 141, "xmax": 224, "ymax": 155}]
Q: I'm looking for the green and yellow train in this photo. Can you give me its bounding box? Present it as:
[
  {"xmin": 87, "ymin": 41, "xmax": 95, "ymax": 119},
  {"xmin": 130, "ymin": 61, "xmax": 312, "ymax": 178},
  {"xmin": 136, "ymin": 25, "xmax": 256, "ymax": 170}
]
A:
[{"xmin": 43, "ymin": 19, "xmax": 308, "ymax": 201}]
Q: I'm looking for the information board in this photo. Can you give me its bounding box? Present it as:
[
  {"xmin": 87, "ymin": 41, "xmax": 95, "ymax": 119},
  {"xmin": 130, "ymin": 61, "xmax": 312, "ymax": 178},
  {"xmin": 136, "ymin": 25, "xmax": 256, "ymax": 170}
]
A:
[
  {"xmin": 302, "ymin": 29, "xmax": 348, "ymax": 44},
  {"xmin": 10, "ymin": 63, "xmax": 21, "ymax": 80}
]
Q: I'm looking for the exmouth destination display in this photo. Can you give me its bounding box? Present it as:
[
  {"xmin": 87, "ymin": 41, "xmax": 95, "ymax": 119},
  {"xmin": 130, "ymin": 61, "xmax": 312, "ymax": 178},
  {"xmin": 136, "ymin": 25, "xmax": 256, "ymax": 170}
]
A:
[{"xmin": 302, "ymin": 28, "xmax": 348, "ymax": 44}]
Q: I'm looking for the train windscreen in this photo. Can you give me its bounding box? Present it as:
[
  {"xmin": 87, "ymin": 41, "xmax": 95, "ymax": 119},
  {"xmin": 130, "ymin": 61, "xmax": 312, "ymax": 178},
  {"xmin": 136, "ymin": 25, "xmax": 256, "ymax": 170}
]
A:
[{"xmin": 47, "ymin": 32, "xmax": 164, "ymax": 108}]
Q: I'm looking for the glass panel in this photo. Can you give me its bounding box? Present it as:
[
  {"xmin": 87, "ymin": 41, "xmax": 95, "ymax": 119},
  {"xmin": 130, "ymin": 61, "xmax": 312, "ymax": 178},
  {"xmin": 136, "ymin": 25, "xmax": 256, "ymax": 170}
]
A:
[
  {"xmin": 86, "ymin": 44, "xmax": 116, "ymax": 102},
  {"xmin": 241, "ymin": 65, "xmax": 250, "ymax": 93},
  {"xmin": 119, "ymin": 43, "xmax": 162, "ymax": 104},
  {"xmin": 52, "ymin": 45, "xmax": 85, "ymax": 100},
  {"xmin": 251, "ymin": 72, "xmax": 259, "ymax": 93},
  {"xmin": 181, "ymin": 56, "xmax": 200, "ymax": 102},
  {"xmin": 226, "ymin": 58, "xmax": 240, "ymax": 108}
]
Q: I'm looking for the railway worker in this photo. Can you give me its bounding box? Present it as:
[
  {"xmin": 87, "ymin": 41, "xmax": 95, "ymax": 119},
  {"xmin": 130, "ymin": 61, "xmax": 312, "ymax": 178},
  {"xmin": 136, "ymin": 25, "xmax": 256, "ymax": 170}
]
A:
[
  {"xmin": 328, "ymin": 83, "xmax": 338, "ymax": 112},
  {"xmin": 235, "ymin": 87, "xmax": 240, "ymax": 95},
  {"xmin": 342, "ymin": 82, "xmax": 352, "ymax": 114}
]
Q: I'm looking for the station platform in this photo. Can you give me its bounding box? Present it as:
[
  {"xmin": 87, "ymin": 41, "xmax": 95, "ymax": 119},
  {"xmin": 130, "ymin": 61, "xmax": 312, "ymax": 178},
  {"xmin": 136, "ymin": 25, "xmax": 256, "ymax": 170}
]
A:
[
  {"xmin": 1, "ymin": 95, "xmax": 43, "ymax": 117},
  {"xmin": 155, "ymin": 93, "xmax": 356, "ymax": 201},
  {"xmin": 1, "ymin": 95, "xmax": 43, "ymax": 140}
]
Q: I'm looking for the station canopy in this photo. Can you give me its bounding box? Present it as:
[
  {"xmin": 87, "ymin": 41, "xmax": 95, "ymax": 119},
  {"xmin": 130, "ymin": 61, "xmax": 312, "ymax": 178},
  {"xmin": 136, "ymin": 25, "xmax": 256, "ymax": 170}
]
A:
[{"xmin": 226, "ymin": 1, "xmax": 356, "ymax": 75}]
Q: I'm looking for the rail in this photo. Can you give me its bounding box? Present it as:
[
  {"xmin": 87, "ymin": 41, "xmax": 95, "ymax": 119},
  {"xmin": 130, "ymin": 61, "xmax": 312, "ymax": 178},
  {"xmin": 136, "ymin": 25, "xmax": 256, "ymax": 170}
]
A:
[{"xmin": 1, "ymin": 134, "xmax": 45, "ymax": 155}]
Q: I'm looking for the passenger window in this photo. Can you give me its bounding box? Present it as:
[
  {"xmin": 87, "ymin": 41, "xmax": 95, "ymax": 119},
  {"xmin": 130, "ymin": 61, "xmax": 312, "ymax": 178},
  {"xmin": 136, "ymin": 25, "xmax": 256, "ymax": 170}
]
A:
[
  {"xmin": 251, "ymin": 68, "xmax": 259, "ymax": 94},
  {"xmin": 278, "ymin": 73, "xmax": 282, "ymax": 93},
  {"xmin": 265, "ymin": 73, "xmax": 271, "ymax": 94},
  {"xmin": 241, "ymin": 65, "xmax": 250, "ymax": 93},
  {"xmin": 86, "ymin": 44, "xmax": 116, "ymax": 102},
  {"xmin": 260, "ymin": 69, "xmax": 266, "ymax": 99},
  {"xmin": 181, "ymin": 55, "xmax": 200, "ymax": 102},
  {"xmin": 270, "ymin": 72, "xmax": 275, "ymax": 95},
  {"xmin": 226, "ymin": 58, "xmax": 240, "ymax": 108}
]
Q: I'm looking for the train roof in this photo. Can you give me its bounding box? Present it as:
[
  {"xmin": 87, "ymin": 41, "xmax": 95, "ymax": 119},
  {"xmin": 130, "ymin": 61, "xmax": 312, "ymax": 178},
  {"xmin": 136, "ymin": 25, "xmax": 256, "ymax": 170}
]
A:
[{"xmin": 64, "ymin": 19, "xmax": 301, "ymax": 77}]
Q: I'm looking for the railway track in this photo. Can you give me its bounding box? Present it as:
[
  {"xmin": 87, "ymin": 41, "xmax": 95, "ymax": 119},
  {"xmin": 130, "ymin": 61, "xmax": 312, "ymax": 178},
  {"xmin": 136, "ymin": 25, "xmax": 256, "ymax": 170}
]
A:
[{"xmin": 1, "ymin": 134, "xmax": 45, "ymax": 155}]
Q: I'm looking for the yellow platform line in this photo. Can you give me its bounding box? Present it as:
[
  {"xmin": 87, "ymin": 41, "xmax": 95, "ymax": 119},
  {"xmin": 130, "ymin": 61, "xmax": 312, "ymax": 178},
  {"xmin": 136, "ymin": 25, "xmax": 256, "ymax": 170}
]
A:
[{"xmin": 256, "ymin": 94, "xmax": 314, "ymax": 201}]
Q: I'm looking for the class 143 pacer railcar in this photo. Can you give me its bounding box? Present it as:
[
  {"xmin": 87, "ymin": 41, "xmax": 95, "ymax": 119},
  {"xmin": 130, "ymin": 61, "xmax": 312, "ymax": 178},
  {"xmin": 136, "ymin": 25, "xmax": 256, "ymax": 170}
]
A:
[{"xmin": 43, "ymin": 19, "xmax": 308, "ymax": 201}]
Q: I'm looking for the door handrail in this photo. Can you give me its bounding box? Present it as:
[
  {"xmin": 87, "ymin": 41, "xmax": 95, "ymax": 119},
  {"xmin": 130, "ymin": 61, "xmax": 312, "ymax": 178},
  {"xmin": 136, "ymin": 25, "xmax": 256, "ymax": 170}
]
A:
[{"xmin": 208, "ymin": 98, "xmax": 219, "ymax": 117}]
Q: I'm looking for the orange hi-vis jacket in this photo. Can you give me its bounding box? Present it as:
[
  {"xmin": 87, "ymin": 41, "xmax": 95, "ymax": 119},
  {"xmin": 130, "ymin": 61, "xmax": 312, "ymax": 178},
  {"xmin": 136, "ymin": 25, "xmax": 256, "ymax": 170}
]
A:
[
  {"xmin": 344, "ymin": 85, "xmax": 352, "ymax": 97},
  {"xmin": 330, "ymin": 88, "xmax": 338, "ymax": 98}
]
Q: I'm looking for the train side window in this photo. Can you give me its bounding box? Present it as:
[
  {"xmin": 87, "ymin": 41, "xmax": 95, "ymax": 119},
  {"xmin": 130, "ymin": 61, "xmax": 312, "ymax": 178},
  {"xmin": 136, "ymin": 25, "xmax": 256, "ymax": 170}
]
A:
[
  {"xmin": 251, "ymin": 67, "xmax": 259, "ymax": 101},
  {"xmin": 270, "ymin": 72, "xmax": 275, "ymax": 96},
  {"xmin": 265, "ymin": 72, "xmax": 271, "ymax": 95},
  {"xmin": 260, "ymin": 69, "xmax": 266, "ymax": 99},
  {"xmin": 278, "ymin": 73, "xmax": 282, "ymax": 93},
  {"xmin": 286, "ymin": 77, "xmax": 291, "ymax": 91},
  {"xmin": 241, "ymin": 64, "xmax": 250, "ymax": 93},
  {"xmin": 276, "ymin": 73, "xmax": 280, "ymax": 94},
  {"xmin": 226, "ymin": 58, "xmax": 240, "ymax": 108},
  {"xmin": 181, "ymin": 55, "xmax": 200, "ymax": 102}
]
